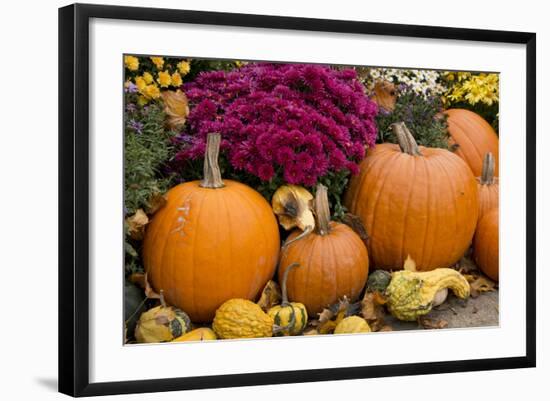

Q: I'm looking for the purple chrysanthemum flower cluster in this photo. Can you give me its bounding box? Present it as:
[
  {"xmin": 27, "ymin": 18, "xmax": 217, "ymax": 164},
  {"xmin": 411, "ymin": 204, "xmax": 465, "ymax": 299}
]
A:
[{"xmin": 174, "ymin": 63, "xmax": 378, "ymax": 186}]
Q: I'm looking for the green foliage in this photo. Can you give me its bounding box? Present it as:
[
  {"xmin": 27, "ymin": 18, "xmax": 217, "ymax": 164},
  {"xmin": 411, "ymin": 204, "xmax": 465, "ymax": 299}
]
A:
[
  {"xmin": 124, "ymin": 98, "xmax": 175, "ymax": 215},
  {"xmin": 376, "ymin": 90, "xmax": 449, "ymax": 149},
  {"xmin": 124, "ymin": 94, "xmax": 176, "ymax": 273}
]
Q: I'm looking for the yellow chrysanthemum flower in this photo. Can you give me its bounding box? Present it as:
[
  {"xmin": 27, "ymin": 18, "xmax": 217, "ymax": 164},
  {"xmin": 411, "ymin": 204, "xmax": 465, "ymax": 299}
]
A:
[
  {"xmin": 171, "ymin": 72, "xmax": 183, "ymax": 87},
  {"xmin": 150, "ymin": 56, "xmax": 165, "ymax": 69},
  {"xmin": 124, "ymin": 55, "xmax": 139, "ymax": 71},
  {"xmin": 144, "ymin": 84, "xmax": 161, "ymax": 99},
  {"xmin": 134, "ymin": 76, "xmax": 147, "ymax": 92},
  {"xmin": 138, "ymin": 96, "xmax": 149, "ymax": 106},
  {"xmin": 157, "ymin": 70, "xmax": 172, "ymax": 88},
  {"xmin": 177, "ymin": 61, "xmax": 191, "ymax": 76},
  {"xmin": 143, "ymin": 72, "xmax": 154, "ymax": 84}
]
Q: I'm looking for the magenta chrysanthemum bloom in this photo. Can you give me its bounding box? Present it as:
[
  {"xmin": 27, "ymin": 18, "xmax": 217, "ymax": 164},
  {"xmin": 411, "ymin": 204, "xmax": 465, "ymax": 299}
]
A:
[{"xmin": 174, "ymin": 63, "xmax": 378, "ymax": 186}]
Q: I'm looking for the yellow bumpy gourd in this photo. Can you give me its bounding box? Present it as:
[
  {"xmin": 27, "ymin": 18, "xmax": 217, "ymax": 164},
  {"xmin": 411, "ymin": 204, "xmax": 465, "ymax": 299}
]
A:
[
  {"xmin": 172, "ymin": 327, "xmax": 217, "ymax": 342},
  {"xmin": 386, "ymin": 268, "xmax": 470, "ymax": 321},
  {"xmin": 334, "ymin": 316, "xmax": 371, "ymax": 334},
  {"xmin": 213, "ymin": 299, "xmax": 274, "ymax": 339}
]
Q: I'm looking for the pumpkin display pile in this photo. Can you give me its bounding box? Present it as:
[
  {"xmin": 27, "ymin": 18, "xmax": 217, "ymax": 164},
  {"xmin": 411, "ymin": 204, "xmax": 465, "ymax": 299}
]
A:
[{"xmin": 124, "ymin": 56, "xmax": 500, "ymax": 344}]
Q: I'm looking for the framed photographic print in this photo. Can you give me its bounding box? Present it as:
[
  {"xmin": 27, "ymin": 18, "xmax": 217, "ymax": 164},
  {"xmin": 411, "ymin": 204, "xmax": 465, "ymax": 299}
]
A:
[{"xmin": 58, "ymin": 3, "xmax": 536, "ymax": 397}]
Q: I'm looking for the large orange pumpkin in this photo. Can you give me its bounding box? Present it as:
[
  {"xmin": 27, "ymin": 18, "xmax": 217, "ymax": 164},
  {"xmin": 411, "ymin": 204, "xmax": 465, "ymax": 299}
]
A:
[
  {"xmin": 142, "ymin": 133, "xmax": 280, "ymax": 322},
  {"xmin": 279, "ymin": 184, "xmax": 369, "ymax": 315},
  {"xmin": 445, "ymin": 108, "xmax": 499, "ymax": 177},
  {"xmin": 477, "ymin": 152, "xmax": 499, "ymax": 223},
  {"xmin": 344, "ymin": 122, "xmax": 479, "ymax": 271},
  {"xmin": 473, "ymin": 208, "xmax": 499, "ymax": 281}
]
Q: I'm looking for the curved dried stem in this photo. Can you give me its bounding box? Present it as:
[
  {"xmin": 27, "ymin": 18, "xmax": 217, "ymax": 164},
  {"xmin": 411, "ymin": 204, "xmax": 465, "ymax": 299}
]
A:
[
  {"xmin": 280, "ymin": 263, "xmax": 300, "ymax": 305},
  {"xmin": 282, "ymin": 225, "xmax": 313, "ymax": 249}
]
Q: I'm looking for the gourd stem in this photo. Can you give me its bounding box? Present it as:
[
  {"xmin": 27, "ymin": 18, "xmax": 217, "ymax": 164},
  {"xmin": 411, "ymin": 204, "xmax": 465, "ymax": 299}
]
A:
[
  {"xmin": 314, "ymin": 184, "xmax": 331, "ymax": 235},
  {"xmin": 282, "ymin": 225, "xmax": 313, "ymax": 249},
  {"xmin": 280, "ymin": 263, "xmax": 300, "ymax": 305},
  {"xmin": 391, "ymin": 122, "xmax": 422, "ymax": 156},
  {"xmin": 480, "ymin": 152, "xmax": 495, "ymax": 185},
  {"xmin": 159, "ymin": 290, "xmax": 166, "ymax": 308},
  {"xmin": 199, "ymin": 133, "xmax": 225, "ymax": 189}
]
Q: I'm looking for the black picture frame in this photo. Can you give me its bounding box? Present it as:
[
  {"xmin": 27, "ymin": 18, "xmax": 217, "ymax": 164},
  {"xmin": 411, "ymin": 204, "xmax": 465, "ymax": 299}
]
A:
[{"xmin": 59, "ymin": 3, "xmax": 536, "ymax": 397}]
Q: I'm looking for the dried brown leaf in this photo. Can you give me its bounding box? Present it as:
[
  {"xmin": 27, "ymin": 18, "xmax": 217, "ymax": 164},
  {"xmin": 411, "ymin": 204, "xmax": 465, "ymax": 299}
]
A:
[
  {"xmin": 161, "ymin": 90, "xmax": 189, "ymax": 131},
  {"xmin": 470, "ymin": 276, "xmax": 497, "ymax": 292},
  {"xmin": 418, "ymin": 316, "xmax": 448, "ymax": 330},
  {"xmin": 271, "ymin": 185, "xmax": 314, "ymax": 231},
  {"xmin": 341, "ymin": 213, "xmax": 369, "ymax": 240},
  {"xmin": 129, "ymin": 272, "xmax": 146, "ymax": 288},
  {"xmin": 361, "ymin": 292, "xmax": 387, "ymax": 331},
  {"xmin": 256, "ymin": 280, "xmax": 282, "ymax": 312},
  {"xmin": 371, "ymin": 80, "xmax": 397, "ymax": 112},
  {"xmin": 146, "ymin": 193, "xmax": 167, "ymax": 215},
  {"xmin": 126, "ymin": 209, "xmax": 149, "ymax": 240}
]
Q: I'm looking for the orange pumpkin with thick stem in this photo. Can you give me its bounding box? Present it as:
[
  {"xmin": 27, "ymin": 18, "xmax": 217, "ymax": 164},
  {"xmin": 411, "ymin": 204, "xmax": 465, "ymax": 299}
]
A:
[
  {"xmin": 474, "ymin": 208, "xmax": 499, "ymax": 281},
  {"xmin": 477, "ymin": 152, "xmax": 499, "ymax": 223},
  {"xmin": 344, "ymin": 122, "xmax": 479, "ymax": 271},
  {"xmin": 142, "ymin": 133, "xmax": 280, "ymax": 322},
  {"xmin": 445, "ymin": 108, "xmax": 499, "ymax": 177},
  {"xmin": 279, "ymin": 184, "xmax": 369, "ymax": 316}
]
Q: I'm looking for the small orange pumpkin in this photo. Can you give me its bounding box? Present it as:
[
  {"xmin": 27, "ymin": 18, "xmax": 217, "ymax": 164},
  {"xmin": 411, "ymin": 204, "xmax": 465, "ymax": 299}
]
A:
[
  {"xmin": 473, "ymin": 208, "xmax": 499, "ymax": 281},
  {"xmin": 279, "ymin": 184, "xmax": 369, "ymax": 316},
  {"xmin": 445, "ymin": 108, "xmax": 499, "ymax": 177},
  {"xmin": 142, "ymin": 133, "xmax": 280, "ymax": 322},
  {"xmin": 477, "ymin": 152, "xmax": 499, "ymax": 222},
  {"xmin": 344, "ymin": 122, "xmax": 479, "ymax": 271}
]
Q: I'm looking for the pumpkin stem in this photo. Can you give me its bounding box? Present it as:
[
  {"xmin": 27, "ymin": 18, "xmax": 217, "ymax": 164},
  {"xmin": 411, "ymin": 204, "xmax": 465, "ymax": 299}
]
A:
[
  {"xmin": 280, "ymin": 263, "xmax": 300, "ymax": 305},
  {"xmin": 480, "ymin": 152, "xmax": 495, "ymax": 185},
  {"xmin": 200, "ymin": 133, "xmax": 225, "ymax": 189},
  {"xmin": 314, "ymin": 184, "xmax": 331, "ymax": 235},
  {"xmin": 391, "ymin": 122, "xmax": 422, "ymax": 156}
]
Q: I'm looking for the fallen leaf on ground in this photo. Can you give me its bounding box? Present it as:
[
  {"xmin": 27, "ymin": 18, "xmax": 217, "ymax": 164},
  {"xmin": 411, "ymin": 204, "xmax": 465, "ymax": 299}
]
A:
[
  {"xmin": 126, "ymin": 209, "xmax": 149, "ymax": 240},
  {"xmin": 418, "ymin": 316, "xmax": 448, "ymax": 329},
  {"xmin": 465, "ymin": 274, "xmax": 497, "ymax": 298},
  {"xmin": 314, "ymin": 296, "xmax": 360, "ymax": 334},
  {"xmin": 361, "ymin": 292, "xmax": 387, "ymax": 331},
  {"xmin": 341, "ymin": 213, "xmax": 369, "ymax": 240},
  {"xmin": 256, "ymin": 280, "xmax": 282, "ymax": 312}
]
